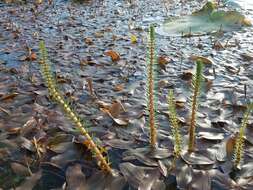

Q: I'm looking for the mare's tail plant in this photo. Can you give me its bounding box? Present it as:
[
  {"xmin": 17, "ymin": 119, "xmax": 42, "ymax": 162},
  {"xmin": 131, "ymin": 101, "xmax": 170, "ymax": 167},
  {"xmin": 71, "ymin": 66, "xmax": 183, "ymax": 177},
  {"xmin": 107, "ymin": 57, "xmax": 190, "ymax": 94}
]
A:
[
  {"xmin": 233, "ymin": 103, "xmax": 253, "ymax": 168},
  {"xmin": 39, "ymin": 41, "xmax": 111, "ymax": 173},
  {"xmin": 188, "ymin": 60, "xmax": 203, "ymax": 152},
  {"xmin": 146, "ymin": 25, "xmax": 157, "ymax": 148},
  {"xmin": 168, "ymin": 90, "xmax": 182, "ymax": 158}
]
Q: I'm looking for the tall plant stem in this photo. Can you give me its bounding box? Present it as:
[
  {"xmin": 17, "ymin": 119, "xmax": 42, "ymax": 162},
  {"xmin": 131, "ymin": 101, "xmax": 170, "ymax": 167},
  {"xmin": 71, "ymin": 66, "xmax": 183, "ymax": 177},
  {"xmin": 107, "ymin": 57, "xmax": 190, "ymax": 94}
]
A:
[
  {"xmin": 39, "ymin": 41, "xmax": 111, "ymax": 173},
  {"xmin": 188, "ymin": 61, "xmax": 203, "ymax": 152},
  {"xmin": 233, "ymin": 103, "xmax": 253, "ymax": 168},
  {"xmin": 147, "ymin": 25, "xmax": 157, "ymax": 148}
]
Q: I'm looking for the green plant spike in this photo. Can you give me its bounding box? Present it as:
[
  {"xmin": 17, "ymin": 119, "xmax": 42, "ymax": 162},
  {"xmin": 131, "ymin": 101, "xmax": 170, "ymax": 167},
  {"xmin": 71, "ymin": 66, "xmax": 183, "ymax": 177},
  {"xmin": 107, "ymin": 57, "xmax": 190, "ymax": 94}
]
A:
[
  {"xmin": 168, "ymin": 90, "xmax": 182, "ymax": 158},
  {"xmin": 233, "ymin": 103, "xmax": 253, "ymax": 168},
  {"xmin": 39, "ymin": 41, "xmax": 112, "ymax": 173},
  {"xmin": 147, "ymin": 25, "xmax": 157, "ymax": 148},
  {"xmin": 188, "ymin": 60, "xmax": 203, "ymax": 152}
]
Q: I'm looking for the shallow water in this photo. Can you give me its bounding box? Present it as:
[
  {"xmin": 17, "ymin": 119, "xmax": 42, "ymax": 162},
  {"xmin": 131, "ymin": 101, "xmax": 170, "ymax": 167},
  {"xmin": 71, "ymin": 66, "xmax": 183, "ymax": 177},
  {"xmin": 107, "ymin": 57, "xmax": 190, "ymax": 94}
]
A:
[{"xmin": 0, "ymin": 0, "xmax": 252, "ymax": 189}]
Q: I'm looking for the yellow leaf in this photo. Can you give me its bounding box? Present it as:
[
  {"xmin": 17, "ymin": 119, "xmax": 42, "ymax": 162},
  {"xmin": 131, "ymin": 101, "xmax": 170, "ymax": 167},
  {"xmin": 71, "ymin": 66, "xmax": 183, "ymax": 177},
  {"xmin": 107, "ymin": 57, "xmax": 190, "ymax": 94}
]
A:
[
  {"xmin": 130, "ymin": 34, "xmax": 137, "ymax": 44},
  {"xmin": 242, "ymin": 18, "xmax": 252, "ymax": 26},
  {"xmin": 36, "ymin": 0, "xmax": 43, "ymax": 4}
]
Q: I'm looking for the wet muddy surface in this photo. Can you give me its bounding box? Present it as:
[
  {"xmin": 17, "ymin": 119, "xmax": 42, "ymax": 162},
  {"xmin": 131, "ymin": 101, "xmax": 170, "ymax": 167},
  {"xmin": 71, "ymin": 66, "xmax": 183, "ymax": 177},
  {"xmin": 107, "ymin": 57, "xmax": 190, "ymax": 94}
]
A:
[{"xmin": 0, "ymin": 0, "xmax": 252, "ymax": 189}]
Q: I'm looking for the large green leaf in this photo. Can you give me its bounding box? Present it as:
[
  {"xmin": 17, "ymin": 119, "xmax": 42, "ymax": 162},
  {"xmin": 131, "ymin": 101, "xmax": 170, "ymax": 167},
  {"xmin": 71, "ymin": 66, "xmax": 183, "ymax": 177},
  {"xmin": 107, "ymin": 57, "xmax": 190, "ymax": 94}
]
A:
[{"xmin": 157, "ymin": 1, "xmax": 252, "ymax": 36}]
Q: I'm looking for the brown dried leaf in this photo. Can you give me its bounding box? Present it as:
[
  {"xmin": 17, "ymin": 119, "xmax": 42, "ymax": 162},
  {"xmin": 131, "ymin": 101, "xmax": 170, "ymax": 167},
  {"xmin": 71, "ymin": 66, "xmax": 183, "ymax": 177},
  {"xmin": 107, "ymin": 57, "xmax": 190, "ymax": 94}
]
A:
[
  {"xmin": 29, "ymin": 52, "xmax": 37, "ymax": 61},
  {"xmin": 113, "ymin": 84, "xmax": 124, "ymax": 92},
  {"xmin": 208, "ymin": 169, "xmax": 237, "ymax": 189},
  {"xmin": 11, "ymin": 162, "xmax": 31, "ymax": 176},
  {"xmin": 119, "ymin": 162, "xmax": 157, "ymax": 189},
  {"xmin": 65, "ymin": 164, "xmax": 86, "ymax": 190},
  {"xmin": 190, "ymin": 170, "xmax": 211, "ymax": 190},
  {"xmin": 108, "ymin": 101, "xmax": 125, "ymax": 118},
  {"xmin": 0, "ymin": 92, "xmax": 19, "ymax": 101},
  {"xmin": 105, "ymin": 50, "xmax": 120, "ymax": 62},
  {"xmin": 226, "ymin": 136, "xmax": 236, "ymax": 159},
  {"xmin": 86, "ymin": 78, "xmax": 95, "ymax": 96},
  {"xmin": 176, "ymin": 163, "xmax": 193, "ymax": 189},
  {"xmin": 19, "ymin": 137, "xmax": 36, "ymax": 152},
  {"xmin": 84, "ymin": 171, "xmax": 125, "ymax": 190},
  {"xmin": 158, "ymin": 56, "xmax": 171, "ymax": 71},
  {"xmin": 181, "ymin": 150, "xmax": 215, "ymax": 165},
  {"xmin": 16, "ymin": 171, "xmax": 42, "ymax": 190},
  {"xmin": 49, "ymin": 142, "xmax": 74, "ymax": 154},
  {"xmin": 212, "ymin": 40, "xmax": 224, "ymax": 50},
  {"xmin": 240, "ymin": 53, "xmax": 253, "ymax": 61},
  {"xmin": 84, "ymin": 37, "xmax": 94, "ymax": 45},
  {"xmin": 180, "ymin": 70, "xmax": 193, "ymax": 80},
  {"xmin": 189, "ymin": 55, "xmax": 213, "ymax": 65},
  {"xmin": 105, "ymin": 139, "xmax": 135, "ymax": 149},
  {"xmin": 0, "ymin": 106, "xmax": 11, "ymax": 115}
]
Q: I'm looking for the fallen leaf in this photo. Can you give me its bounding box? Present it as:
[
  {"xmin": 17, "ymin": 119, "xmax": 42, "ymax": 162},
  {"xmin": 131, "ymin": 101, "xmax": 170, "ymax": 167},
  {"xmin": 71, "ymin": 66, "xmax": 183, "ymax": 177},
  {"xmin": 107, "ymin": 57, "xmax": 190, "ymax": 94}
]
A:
[
  {"xmin": 94, "ymin": 32, "xmax": 104, "ymax": 38},
  {"xmin": 119, "ymin": 162, "xmax": 157, "ymax": 189},
  {"xmin": 49, "ymin": 142, "xmax": 74, "ymax": 154},
  {"xmin": 19, "ymin": 137, "xmax": 36, "ymax": 152},
  {"xmin": 0, "ymin": 106, "xmax": 11, "ymax": 115},
  {"xmin": 199, "ymin": 131, "xmax": 225, "ymax": 140},
  {"xmin": 212, "ymin": 40, "xmax": 224, "ymax": 50},
  {"xmin": 190, "ymin": 170, "xmax": 211, "ymax": 190},
  {"xmin": 208, "ymin": 169, "xmax": 237, "ymax": 189},
  {"xmin": 11, "ymin": 162, "xmax": 31, "ymax": 176},
  {"xmin": 0, "ymin": 92, "xmax": 19, "ymax": 101},
  {"xmin": 180, "ymin": 70, "xmax": 193, "ymax": 80},
  {"xmin": 19, "ymin": 52, "xmax": 37, "ymax": 61},
  {"xmin": 29, "ymin": 52, "xmax": 37, "ymax": 61},
  {"xmin": 226, "ymin": 136, "xmax": 236, "ymax": 159},
  {"xmin": 130, "ymin": 34, "xmax": 137, "ymax": 44},
  {"xmin": 242, "ymin": 18, "xmax": 252, "ymax": 26},
  {"xmin": 84, "ymin": 37, "xmax": 94, "ymax": 45},
  {"xmin": 240, "ymin": 53, "xmax": 253, "ymax": 61},
  {"xmin": 108, "ymin": 101, "xmax": 125, "ymax": 118},
  {"xmin": 105, "ymin": 50, "xmax": 120, "ymax": 62},
  {"xmin": 158, "ymin": 56, "xmax": 170, "ymax": 66},
  {"xmin": 176, "ymin": 163, "xmax": 193, "ymax": 189},
  {"xmin": 181, "ymin": 150, "xmax": 215, "ymax": 165},
  {"xmin": 36, "ymin": 0, "xmax": 43, "ymax": 4},
  {"xmin": 114, "ymin": 84, "xmax": 124, "ymax": 92},
  {"xmin": 189, "ymin": 55, "xmax": 213, "ymax": 65},
  {"xmin": 86, "ymin": 78, "xmax": 95, "ymax": 97},
  {"xmin": 105, "ymin": 139, "xmax": 135, "ymax": 149},
  {"xmin": 16, "ymin": 171, "xmax": 42, "ymax": 190},
  {"xmin": 80, "ymin": 58, "xmax": 97, "ymax": 66},
  {"xmin": 111, "ymin": 117, "xmax": 129, "ymax": 126},
  {"xmin": 65, "ymin": 164, "xmax": 86, "ymax": 190}
]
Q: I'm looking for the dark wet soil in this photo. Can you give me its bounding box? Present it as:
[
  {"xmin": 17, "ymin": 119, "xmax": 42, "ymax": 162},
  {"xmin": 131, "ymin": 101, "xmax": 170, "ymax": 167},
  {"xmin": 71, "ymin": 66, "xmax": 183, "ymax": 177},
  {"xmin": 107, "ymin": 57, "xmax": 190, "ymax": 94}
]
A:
[{"xmin": 0, "ymin": 0, "xmax": 252, "ymax": 189}]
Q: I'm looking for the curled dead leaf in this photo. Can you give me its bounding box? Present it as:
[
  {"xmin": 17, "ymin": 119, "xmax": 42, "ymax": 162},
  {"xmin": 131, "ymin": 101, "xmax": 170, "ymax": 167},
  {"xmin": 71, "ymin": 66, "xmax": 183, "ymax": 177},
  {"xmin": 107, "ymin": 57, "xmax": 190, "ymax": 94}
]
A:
[
  {"xmin": 158, "ymin": 56, "xmax": 171, "ymax": 71},
  {"xmin": 105, "ymin": 50, "xmax": 120, "ymax": 62}
]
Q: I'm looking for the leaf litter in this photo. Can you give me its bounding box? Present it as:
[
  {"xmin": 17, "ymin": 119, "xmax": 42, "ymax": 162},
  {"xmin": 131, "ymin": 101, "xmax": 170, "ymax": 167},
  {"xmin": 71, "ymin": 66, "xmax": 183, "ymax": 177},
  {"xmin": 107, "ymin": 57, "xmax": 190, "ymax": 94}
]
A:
[{"xmin": 0, "ymin": 0, "xmax": 252, "ymax": 189}]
